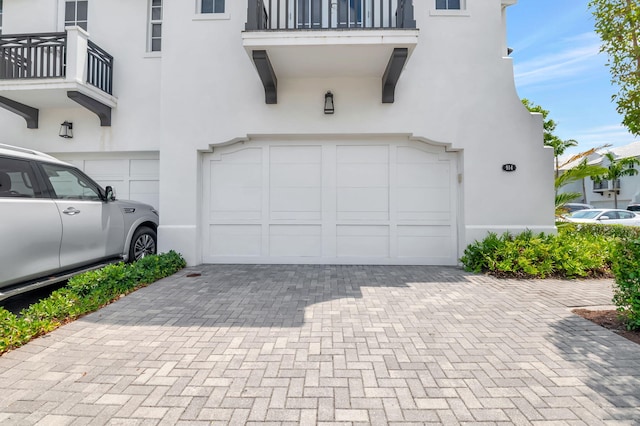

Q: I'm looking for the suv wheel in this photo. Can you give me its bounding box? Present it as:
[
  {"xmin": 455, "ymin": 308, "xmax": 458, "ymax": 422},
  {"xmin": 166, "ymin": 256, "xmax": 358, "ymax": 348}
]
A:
[{"xmin": 129, "ymin": 227, "xmax": 157, "ymax": 261}]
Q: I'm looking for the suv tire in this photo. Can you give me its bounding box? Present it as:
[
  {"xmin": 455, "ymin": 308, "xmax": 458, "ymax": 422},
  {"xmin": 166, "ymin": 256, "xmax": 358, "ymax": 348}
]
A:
[{"xmin": 129, "ymin": 227, "xmax": 157, "ymax": 261}]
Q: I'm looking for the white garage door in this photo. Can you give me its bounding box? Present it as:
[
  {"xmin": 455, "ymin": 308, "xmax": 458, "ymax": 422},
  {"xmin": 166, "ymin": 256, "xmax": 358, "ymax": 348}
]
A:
[
  {"xmin": 202, "ymin": 139, "xmax": 458, "ymax": 265},
  {"xmin": 52, "ymin": 152, "xmax": 160, "ymax": 210}
]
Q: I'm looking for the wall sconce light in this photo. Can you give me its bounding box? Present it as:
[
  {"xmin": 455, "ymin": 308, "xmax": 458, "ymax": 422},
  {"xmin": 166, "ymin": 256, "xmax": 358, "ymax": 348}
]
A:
[
  {"xmin": 324, "ymin": 91, "xmax": 334, "ymax": 115},
  {"xmin": 59, "ymin": 121, "xmax": 73, "ymax": 139}
]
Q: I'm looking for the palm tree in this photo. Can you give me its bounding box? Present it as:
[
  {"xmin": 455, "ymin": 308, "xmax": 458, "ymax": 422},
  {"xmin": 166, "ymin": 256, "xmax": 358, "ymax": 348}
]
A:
[
  {"xmin": 593, "ymin": 152, "xmax": 640, "ymax": 208},
  {"xmin": 555, "ymin": 157, "xmax": 607, "ymax": 217}
]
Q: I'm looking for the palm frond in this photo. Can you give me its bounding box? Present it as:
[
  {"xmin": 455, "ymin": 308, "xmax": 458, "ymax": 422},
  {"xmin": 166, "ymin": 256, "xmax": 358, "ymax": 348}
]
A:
[{"xmin": 555, "ymin": 161, "xmax": 607, "ymax": 188}]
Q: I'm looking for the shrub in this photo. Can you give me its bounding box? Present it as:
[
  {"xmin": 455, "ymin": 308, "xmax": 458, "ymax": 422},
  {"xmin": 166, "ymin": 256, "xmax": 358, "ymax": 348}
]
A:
[
  {"xmin": 611, "ymin": 239, "xmax": 640, "ymax": 331},
  {"xmin": 460, "ymin": 228, "xmax": 615, "ymax": 279},
  {"xmin": 0, "ymin": 308, "xmax": 24, "ymax": 354},
  {"xmin": 1, "ymin": 251, "xmax": 186, "ymax": 356}
]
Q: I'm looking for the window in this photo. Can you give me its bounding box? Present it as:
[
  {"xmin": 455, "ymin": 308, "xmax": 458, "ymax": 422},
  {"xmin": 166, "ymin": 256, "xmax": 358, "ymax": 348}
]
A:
[
  {"xmin": 149, "ymin": 0, "xmax": 162, "ymax": 52},
  {"xmin": 0, "ymin": 157, "xmax": 39, "ymax": 198},
  {"xmin": 201, "ymin": 0, "xmax": 225, "ymax": 14},
  {"xmin": 436, "ymin": 0, "xmax": 461, "ymax": 10},
  {"xmin": 65, "ymin": 0, "xmax": 88, "ymax": 30},
  {"xmin": 41, "ymin": 163, "xmax": 102, "ymax": 201}
]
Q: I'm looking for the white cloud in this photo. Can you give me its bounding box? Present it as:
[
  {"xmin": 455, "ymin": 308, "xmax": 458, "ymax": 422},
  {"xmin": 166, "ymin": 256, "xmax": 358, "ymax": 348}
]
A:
[
  {"xmin": 569, "ymin": 124, "xmax": 640, "ymax": 151},
  {"xmin": 513, "ymin": 33, "xmax": 602, "ymax": 88}
]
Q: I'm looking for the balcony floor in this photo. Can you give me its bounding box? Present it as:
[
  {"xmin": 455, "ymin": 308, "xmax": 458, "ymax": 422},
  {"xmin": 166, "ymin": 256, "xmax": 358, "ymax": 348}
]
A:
[
  {"xmin": 242, "ymin": 29, "xmax": 419, "ymax": 78},
  {"xmin": 0, "ymin": 79, "xmax": 117, "ymax": 109}
]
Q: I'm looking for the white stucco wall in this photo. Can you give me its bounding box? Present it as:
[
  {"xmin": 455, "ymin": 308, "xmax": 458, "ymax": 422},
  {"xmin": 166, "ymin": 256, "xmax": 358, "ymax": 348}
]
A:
[
  {"xmin": 156, "ymin": 0, "xmax": 554, "ymax": 263},
  {"xmin": 0, "ymin": 0, "xmax": 555, "ymax": 265}
]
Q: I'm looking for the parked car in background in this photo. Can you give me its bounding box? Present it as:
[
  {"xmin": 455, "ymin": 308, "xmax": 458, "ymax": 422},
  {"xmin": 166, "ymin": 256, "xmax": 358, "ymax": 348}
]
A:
[
  {"xmin": 0, "ymin": 144, "xmax": 159, "ymax": 301},
  {"xmin": 565, "ymin": 209, "xmax": 640, "ymax": 226},
  {"xmin": 626, "ymin": 204, "xmax": 640, "ymax": 212},
  {"xmin": 562, "ymin": 203, "xmax": 594, "ymax": 214}
]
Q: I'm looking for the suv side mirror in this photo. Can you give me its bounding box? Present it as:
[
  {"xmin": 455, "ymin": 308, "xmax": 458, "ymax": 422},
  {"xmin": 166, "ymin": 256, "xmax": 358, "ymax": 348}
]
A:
[
  {"xmin": 105, "ymin": 185, "xmax": 116, "ymax": 202},
  {"xmin": 599, "ymin": 215, "xmax": 610, "ymax": 221}
]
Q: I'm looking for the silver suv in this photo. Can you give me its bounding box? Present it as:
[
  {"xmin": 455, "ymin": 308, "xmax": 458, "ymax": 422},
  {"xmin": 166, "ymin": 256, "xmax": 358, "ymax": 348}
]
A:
[{"xmin": 0, "ymin": 144, "xmax": 159, "ymax": 300}]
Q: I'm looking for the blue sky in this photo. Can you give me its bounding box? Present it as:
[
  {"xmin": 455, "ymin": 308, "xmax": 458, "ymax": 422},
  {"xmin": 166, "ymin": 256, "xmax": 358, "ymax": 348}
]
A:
[{"xmin": 507, "ymin": 0, "xmax": 639, "ymax": 154}]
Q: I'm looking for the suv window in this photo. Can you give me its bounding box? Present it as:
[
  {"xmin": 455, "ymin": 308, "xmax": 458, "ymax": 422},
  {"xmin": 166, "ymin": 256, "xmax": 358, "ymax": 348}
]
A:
[
  {"xmin": 41, "ymin": 163, "xmax": 102, "ymax": 201},
  {"xmin": 0, "ymin": 157, "xmax": 39, "ymax": 198}
]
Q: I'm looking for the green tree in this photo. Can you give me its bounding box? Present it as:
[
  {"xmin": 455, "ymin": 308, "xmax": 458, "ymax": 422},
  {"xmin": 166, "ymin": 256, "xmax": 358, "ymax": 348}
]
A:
[
  {"xmin": 589, "ymin": 0, "xmax": 640, "ymax": 136},
  {"xmin": 594, "ymin": 152, "xmax": 640, "ymax": 208}
]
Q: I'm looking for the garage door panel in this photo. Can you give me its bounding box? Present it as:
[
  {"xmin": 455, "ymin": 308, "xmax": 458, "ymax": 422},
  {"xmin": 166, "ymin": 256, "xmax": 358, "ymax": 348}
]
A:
[
  {"xmin": 271, "ymin": 164, "xmax": 322, "ymax": 187},
  {"xmin": 397, "ymin": 225, "xmax": 453, "ymax": 258},
  {"xmin": 337, "ymin": 164, "xmax": 389, "ymax": 187},
  {"xmin": 210, "ymin": 225, "xmax": 262, "ymax": 256},
  {"xmin": 130, "ymin": 159, "xmax": 160, "ymax": 178},
  {"xmin": 212, "ymin": 164, "xmax": 262, "ymax": 187},
  {"xmin": 337, "ymin": 225, "xmax": 390, "ymax": 258},
  {"xmin": 130, "ymin": 180, "xmax": 159, "ymax": 209},
  {"xmin": 397, "ymin": 164, "xmax": 450, "ymax": 187},
  {"xmin": 271, "ymin": 145, "xmax": 321, "ymax": 163},
  {"xmin": 270, "ymin": 156, "xmax": 322, "ymax": 219},
  {"xmin": 270, "ymin": 225, "xmax": 322, "ymax": 257},
  {"xmin": 84, "ymin": 159, "xmax": 127, "ymax": 178},
  {"xmin": 338, "ymin": 145, "xmax": 388, "ymax": 163},
  {"xmin": 211, "ymin": 188, "xmax": 262, "ymax": 219},
  {"xmin": 397, "ymin": 187, "xmax": 451, "ymax": 219},
  {"xmin": 337, "ymin": 188, "xmax": 389, "ymax": 220},
  {"xmin": 210, "ymin": 157, "xmax": 263, "ymax": 218},
  {"xmin": 270, "ymin": 188, "xmax": 322, "ymax": 219}
]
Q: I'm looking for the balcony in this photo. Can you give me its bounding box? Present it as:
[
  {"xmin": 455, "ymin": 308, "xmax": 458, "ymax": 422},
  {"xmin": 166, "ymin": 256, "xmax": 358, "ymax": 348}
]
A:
[
  {"xmin": 593, "ymin": 179, "xmax": 621, "ymax": 193},
  {"xmin": 243, "ymin": 0, "xmax": 419, "ymax": 104},
  {"xmin": 0, "ymin": 27, "xmax": 115, "ymax": 128}
]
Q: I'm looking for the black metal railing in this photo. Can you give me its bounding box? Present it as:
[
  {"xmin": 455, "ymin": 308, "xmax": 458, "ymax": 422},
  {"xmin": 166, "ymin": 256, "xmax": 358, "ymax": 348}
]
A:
[
  {"xmin": 0, "ymin": 33, "xmax": 67, "ymax": 79},
  {"xmin": 0, "ymin": 32, "xmax": 113, "ymax": 95},
  {"xmin": 593, "ymin": 180, "xmax": 607, "ymax": 191},
  {"xmin": 87, "ymin": 40, "xmax": 113, "ymax": 95},
  {"xmin": 246, "ymin": 0, "xmax": 416, "ymax": 30},
  {"xmin": 593, "ymin": 179, "xmax": 621, "ymax": 191}
]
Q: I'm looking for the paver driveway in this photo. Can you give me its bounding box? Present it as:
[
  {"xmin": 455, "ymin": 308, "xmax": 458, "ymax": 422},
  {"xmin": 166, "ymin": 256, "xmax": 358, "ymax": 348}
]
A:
[{"xmin": 1, "ymin": 265, "xmax": 639, "ymax": 425}]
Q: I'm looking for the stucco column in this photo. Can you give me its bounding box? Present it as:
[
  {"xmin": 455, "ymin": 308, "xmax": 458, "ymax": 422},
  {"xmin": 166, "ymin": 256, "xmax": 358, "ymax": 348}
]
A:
[
  {"xmin": 64, "ymin": 26, "xmax": 89, "ymax": 85},
  {"xmin": 157, "ymin": 148, "xmax": 201, "ymax": 266}
]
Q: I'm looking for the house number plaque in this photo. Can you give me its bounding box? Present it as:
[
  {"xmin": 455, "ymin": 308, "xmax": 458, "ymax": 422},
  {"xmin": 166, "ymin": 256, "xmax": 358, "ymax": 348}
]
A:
[{"xmin": 502, "ymin": 164, "xmax": 517, "ymax": 172}]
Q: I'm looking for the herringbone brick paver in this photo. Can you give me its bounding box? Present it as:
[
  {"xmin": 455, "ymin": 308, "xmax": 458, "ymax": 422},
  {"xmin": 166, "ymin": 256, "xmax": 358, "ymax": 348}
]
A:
[{"xmin": 1, "ymin": 265, "xmax": 639, "ymax": 425}]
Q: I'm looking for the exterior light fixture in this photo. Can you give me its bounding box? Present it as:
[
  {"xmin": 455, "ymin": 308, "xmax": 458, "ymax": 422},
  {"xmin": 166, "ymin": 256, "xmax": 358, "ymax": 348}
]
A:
[
  {"xmin": 324, "ymin": 91, "xmax": 334, "ymax": 114},
  {"xmin": 59, "ymin": 121, "xmax": 73, "ymax": 139}
]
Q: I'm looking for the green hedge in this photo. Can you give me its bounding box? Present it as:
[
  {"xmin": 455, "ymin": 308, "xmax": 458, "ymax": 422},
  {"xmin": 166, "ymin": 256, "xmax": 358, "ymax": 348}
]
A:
[
  {"xmin": 558, "ymin": 222, "xmax": 640, "ymax": 240},
  {"xmin": 611, "ymin": 239, "xmax": 640, "ymax": 330},
  {"xmin": 0, "ymin": 251, "xmax": 186, "ymax": 355},
  {"xmin": 460, "ymin": 228, "xmax": 615, "ymax": 279}
]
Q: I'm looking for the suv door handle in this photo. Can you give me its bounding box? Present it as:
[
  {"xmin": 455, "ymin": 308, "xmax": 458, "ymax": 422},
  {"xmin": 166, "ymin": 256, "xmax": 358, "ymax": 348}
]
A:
[{"xmin": 62, "ymin": 207, "xmax": 81, "ymax": 216}]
